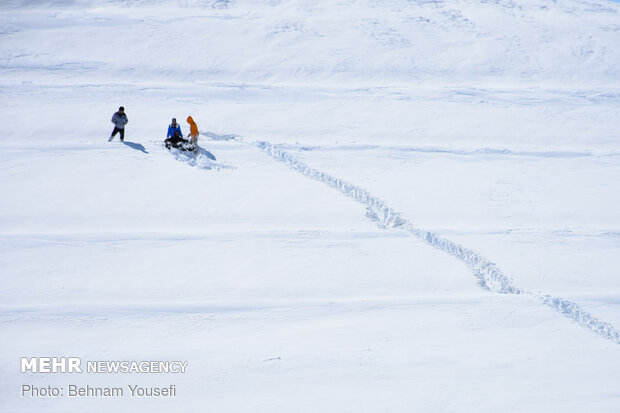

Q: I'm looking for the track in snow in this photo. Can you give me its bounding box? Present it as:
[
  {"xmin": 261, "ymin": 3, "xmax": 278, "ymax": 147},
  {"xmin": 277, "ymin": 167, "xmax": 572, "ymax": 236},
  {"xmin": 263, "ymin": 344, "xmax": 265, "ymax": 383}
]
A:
[
  {"xmin": 166, "ymin": 144, "xmax": 235, "ymax": 170},
  {"xmin": 276, "ymin": 143, "xmax": 620, "ymax": 159},
  {"xmin": 249, "ymin": 139, "xmax": 620, "ymax": 344}
]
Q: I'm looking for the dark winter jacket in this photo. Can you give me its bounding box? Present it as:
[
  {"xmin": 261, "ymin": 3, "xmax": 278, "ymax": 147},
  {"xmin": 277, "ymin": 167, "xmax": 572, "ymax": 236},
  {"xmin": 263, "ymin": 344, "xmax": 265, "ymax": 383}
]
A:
[
  {"xmin": 165, "ymin": 131, "xmax": 193, "ymax": 150},
  {"xmin": 167, "ymin": 123, "xmax": 183, "ymax": 138},
  {"xmin": 111, "ymin": 112, "xmax": 128, "ymax": 129}
]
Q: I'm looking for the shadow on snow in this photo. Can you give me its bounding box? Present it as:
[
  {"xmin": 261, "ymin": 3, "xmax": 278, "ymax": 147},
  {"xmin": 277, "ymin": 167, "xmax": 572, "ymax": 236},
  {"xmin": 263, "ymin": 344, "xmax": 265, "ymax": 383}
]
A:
[
  {"xmin": 123, "ymin": 141, "xmax": 148, "ymax": 154},
  {"xmin": 166, "ymin": 145, "xmax": 233, "ymax": 170}
]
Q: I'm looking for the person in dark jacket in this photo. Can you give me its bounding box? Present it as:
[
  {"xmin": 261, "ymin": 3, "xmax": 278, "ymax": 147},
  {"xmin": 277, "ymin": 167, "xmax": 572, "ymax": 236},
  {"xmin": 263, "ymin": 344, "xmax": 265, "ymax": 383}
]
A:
[
  {"xmin": 167, "ymin": 118, "xmax": 183, "ymax": 138},
  {"xmin": 109, "ymin": 106, "xmax": 128, "ymax": 142},
  {"xmin": 164, "ymin": 130, "xmax": 194, "ymax": 150}
]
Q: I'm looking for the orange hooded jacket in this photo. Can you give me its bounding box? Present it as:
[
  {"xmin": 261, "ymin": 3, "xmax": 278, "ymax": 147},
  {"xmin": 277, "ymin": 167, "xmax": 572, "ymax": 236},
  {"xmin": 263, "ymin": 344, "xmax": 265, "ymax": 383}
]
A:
[{"xmin": 187, "ymin": 116, "xmax": 199, "ymax": 138}]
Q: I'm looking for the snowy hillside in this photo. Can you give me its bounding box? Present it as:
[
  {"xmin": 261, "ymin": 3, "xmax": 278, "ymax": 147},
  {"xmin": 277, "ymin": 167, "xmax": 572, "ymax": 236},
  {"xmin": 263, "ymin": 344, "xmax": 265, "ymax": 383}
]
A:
[{"xmin": 1, "ymin": 0, "xmax": 620, "ymax": 412}]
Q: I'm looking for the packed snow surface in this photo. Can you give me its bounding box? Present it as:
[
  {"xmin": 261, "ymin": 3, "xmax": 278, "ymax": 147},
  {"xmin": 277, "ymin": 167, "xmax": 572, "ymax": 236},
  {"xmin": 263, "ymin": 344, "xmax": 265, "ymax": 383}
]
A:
[{"xmin": 1, "ymin": 0, "xmax": 620, "ymax": 412}]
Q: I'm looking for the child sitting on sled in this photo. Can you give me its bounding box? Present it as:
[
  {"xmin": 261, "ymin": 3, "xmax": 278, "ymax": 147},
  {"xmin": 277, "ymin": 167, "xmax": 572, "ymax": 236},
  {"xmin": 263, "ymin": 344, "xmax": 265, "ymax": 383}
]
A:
[{"xmin": 164, "ymin": 130, "xmax": 195, "ymax": 151}]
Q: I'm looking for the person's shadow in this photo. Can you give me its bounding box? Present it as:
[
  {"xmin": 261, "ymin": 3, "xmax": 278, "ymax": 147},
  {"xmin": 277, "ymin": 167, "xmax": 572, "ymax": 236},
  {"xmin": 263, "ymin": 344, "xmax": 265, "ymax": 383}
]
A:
[
  {"xmin": 123, "ymin": 141, "xmax": 148, "ymax": 154},
  {"xmin": 202, "ymin": 149, "xmax": 216, "ymax": 161}
]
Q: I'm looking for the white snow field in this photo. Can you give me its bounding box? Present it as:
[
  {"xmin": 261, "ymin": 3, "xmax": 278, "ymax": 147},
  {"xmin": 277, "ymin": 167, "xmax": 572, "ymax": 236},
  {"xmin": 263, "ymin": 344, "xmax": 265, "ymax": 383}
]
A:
[{"xmin": 1, "ymin": 0, "xmax": 620, "ymax": 411}]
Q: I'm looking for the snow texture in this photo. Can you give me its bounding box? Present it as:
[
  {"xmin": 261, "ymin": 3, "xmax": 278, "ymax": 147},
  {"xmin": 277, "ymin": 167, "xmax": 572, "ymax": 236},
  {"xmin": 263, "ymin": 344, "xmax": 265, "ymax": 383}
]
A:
[
  {"xmin": 253, "ymin": 139, "xmax": 620, "ymax": 344},
  {"xmin": 166, "ymin": 144, "xmax": 234, "ymax": 170},
  {"xmin": 2, "ymin": 0, "xmax": 620, "ymax": 411}
]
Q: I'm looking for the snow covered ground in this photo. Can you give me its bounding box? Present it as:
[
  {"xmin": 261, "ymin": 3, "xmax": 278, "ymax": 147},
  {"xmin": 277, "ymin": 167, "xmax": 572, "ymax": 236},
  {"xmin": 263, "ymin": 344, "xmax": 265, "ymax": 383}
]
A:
[{"xmin": 1, "ymin": 0, "xmax": 620, "ymax": 411}]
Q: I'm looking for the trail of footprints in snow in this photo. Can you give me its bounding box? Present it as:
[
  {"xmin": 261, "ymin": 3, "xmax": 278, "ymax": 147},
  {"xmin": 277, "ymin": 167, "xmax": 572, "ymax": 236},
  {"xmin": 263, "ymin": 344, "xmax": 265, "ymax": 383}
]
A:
[{"xmin": 252, "ymin": 140, "xmax": 620, "ymax": 344}]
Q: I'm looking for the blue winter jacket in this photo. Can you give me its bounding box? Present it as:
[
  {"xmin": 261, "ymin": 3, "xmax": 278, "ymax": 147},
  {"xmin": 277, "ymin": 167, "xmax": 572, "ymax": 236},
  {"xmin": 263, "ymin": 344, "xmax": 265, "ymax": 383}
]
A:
[{"xmin": 167, "ymin": 123, "xmax": 183, "ymax": 138}]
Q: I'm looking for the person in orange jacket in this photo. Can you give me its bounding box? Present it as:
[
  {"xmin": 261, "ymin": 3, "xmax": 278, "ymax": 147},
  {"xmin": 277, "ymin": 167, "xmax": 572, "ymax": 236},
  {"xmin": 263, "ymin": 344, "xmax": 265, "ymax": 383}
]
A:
[{"xmin": 187, "ymin": 116, "xmax": 199, "ymax": 145}]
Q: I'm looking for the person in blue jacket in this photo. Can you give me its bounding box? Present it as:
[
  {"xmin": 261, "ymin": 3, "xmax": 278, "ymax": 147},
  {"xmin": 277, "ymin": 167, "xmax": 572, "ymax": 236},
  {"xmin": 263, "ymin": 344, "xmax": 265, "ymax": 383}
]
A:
[{"xmin": 167, "ymin": 118, "xmax": 183, "ymax": 138}]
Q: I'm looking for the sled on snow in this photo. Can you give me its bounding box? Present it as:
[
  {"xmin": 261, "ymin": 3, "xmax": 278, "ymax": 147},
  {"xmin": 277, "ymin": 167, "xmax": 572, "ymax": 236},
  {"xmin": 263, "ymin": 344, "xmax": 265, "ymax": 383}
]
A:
[{"xmin": 164, "ymin": 136, "xmax": 196, "ymax": 152}]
